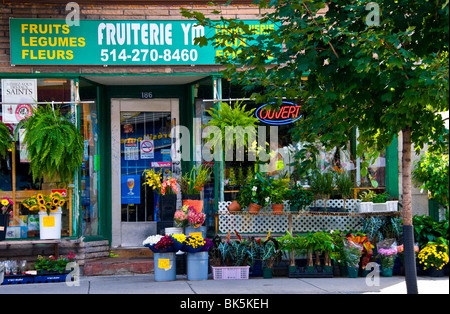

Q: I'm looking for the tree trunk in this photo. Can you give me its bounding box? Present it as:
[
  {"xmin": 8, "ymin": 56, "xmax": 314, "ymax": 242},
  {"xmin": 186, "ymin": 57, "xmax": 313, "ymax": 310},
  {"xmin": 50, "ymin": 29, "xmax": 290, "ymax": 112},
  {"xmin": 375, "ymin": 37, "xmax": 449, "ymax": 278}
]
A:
[{"xmin": 402, "ymin": 127, "xmax": 418, "ymax": 294}]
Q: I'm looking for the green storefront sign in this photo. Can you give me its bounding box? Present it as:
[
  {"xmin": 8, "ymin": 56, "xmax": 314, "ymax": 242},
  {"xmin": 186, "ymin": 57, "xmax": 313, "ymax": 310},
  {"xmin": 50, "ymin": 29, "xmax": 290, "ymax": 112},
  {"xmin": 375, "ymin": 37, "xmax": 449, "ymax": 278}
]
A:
[{"xmin": 10, "ymin": 18, "xmax": 275, "ymax": 65}]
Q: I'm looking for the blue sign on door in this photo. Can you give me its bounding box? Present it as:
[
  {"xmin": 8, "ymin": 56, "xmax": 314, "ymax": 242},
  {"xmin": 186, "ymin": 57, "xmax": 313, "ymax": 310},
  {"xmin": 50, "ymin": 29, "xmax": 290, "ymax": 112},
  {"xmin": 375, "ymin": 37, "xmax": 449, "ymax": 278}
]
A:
[{"xmin": 121, "ymin": 174, "xmax": 141, "ymax": 204}]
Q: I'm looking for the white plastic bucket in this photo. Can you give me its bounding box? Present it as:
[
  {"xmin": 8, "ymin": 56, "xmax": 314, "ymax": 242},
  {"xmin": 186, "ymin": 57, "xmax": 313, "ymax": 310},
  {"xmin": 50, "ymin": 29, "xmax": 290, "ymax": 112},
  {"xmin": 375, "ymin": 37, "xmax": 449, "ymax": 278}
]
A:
[{"xmin": 39, "ymin": 208, "xmax": 62, "ymax": 240}]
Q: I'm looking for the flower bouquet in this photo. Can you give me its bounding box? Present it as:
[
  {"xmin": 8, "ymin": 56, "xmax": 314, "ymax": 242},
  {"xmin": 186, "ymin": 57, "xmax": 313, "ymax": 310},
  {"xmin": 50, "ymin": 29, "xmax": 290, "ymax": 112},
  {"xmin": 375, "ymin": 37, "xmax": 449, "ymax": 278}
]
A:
[
  {"xmin": 342, "ymin": 238, "xmax": 363, "ymax": 277},
  {"xmin": 183, "ymin": 234, "xmax": 206, "ymax": 253},
  {"xmin": 174, "ymin": 205, "xmax": 191, "ymax": 228},
  {"xmin": 161, "ymin": 177, "xmax": 178, "ymax": 195},
  {"xmin": 22, "ymin": 192, "xmax": 65, "ymax": 215},
  {"xmin": 171, "ymin": 233, "xmax": 187, "ymax": 251},
  {"xmin": 143, "ymin": 234, "xmax": 175, "ymax": 253},
  {"xmin": 1, "ymin": 197, "xmax": 13, "ymax": 215},
  {"xmin": 187, "ymin": 208, "xmax": 206, "ymax": 228}
]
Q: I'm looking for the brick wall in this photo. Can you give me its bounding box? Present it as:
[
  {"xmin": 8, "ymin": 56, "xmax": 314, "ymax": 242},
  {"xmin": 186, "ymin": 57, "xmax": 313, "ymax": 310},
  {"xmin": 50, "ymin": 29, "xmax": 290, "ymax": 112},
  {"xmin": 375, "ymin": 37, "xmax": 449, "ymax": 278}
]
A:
[{"xmin": 0, "ymin": 2, "xmax": 264, "ymax": 75}]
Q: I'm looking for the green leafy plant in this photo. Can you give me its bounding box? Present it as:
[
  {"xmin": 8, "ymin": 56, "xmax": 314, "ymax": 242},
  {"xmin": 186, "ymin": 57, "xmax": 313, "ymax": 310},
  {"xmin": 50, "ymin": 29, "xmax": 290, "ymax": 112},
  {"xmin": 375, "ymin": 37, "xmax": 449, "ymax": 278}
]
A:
[
  {"xmin": 268, "ymin": 177, "xmax": 289, "ymax": 204},
  {"xmin": 309, "ymin": 170, "xmax": 336, "ymax": 209},
  {"xmin": 20, "ymin": 104, "xmax": 84, "ymax": 184},
  {"xmin": 287, "ymin": 185, "xmax": 314, "ymax": 212},
  {"xmin": 205, "ymin": 100, "xmax": 259, "ymax": 153},
  {"xmin": 359, "ymin": 190, "xmax": 376, "ymax": 202},
  {"xmin": 239, "ymin": 172, "xmax": 272, "ymax": 207},
  {"xmin": 178, "ymin": 164, "xmax": 211, "ymax": 195},
  {"xmin": 0, "ymin": 121, "xmax": 12, "ymax": 159},
  {"xmin": 34, "ymin": 253, "xmax": 76, "ymax": 274},
  {"xmin": 412, "ymin": 152, "xmax": 449, "ymax": 208},
  {"xmin": 372, "ymin": 192, "xmax": 390, "ymax": 203},
  {"xmin": 413, "ymin": 213, "xmax": 449, "ymax": 248},
  {"xmin": 335, "ymin": 170, "xmax": 353, "ymax": 209},
  {"xmin": 278, "ymin": 230, "xmax": 304, "ymax": 267},
  {"xmin": 260, "ymin": 237, "xmax": 282, "ymax": 269}
]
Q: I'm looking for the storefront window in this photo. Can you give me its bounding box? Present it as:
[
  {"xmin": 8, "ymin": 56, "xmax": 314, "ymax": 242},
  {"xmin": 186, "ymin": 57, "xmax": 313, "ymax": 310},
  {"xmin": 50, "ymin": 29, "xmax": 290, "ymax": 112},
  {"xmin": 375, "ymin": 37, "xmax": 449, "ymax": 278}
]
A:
[
  {"xmin": 79, "ymin": 102, "xmax": 100, "ymax": 236},
  {"xmin": 0, "ymin": 78, "xmax": 74, "ymax": 239}
]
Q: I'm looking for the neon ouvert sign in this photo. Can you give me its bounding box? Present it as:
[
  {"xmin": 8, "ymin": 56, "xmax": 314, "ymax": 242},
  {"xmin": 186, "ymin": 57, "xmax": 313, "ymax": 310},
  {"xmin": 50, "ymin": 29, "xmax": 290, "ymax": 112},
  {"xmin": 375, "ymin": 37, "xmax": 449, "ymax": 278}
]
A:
[{"xmin": 255, "ymin": 101, "xmax": 302, "ymax": 125}]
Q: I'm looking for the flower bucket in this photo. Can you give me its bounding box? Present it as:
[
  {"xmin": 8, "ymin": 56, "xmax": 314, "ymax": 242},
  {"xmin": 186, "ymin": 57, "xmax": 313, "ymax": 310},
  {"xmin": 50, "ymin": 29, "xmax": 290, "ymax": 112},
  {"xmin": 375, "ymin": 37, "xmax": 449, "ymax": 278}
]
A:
[
  {"xmin": 154, "ymin": 252, "xmax": 176, "ymax": 281},
  {"xmin": 182, "ymin": 199, "xmax": 203, "ymax": 213},
  {"xmin": 0, "ymin": 214, "xmax": 9, "ymax": 241},
  {"xmin": 228, "ymin": 201, "xmax": 241, "ymax": 212},
  {"xmin": 249, "ymin": 203, "xmax": 262, "ymax": 214},
  {"xmin": 185, "ymin": 226, "xmax": 206, "ymax": 238},
  {"xmin": 187, "ymin": 251, "xmax": 209, "ymax": 280},
  {"xmin": 39, "ymin": 208, "xmax": 62, "ymax": 240}
]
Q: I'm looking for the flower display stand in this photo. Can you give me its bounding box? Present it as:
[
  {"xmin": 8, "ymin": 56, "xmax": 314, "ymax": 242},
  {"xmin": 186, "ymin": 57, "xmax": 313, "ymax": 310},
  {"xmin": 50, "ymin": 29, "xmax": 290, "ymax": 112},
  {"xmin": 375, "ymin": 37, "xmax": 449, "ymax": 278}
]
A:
[{"xmin": 2, "ymin": 273, "xmax": 73, "ymax": 285}]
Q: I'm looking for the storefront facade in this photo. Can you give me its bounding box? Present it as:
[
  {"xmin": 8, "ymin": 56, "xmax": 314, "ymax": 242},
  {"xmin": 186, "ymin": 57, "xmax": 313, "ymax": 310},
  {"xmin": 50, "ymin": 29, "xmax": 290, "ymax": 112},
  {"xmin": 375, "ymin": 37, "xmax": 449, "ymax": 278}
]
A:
[{"xmin": 0, "ymin": 1, "xmax": 430, "ymax": 253}]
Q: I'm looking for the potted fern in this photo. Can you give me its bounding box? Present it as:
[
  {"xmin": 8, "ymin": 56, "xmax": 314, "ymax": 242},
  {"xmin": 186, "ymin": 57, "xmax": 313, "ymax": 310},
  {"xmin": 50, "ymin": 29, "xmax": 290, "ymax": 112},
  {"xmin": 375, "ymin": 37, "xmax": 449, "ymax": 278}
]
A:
[
  {"xmin": 19, "ymin": 104, "xmax": 84, "ymax": 187},
  {"xmin": 0, "ymin": 121, "xmax": 12, "ymax": 159},
  {"xmin": 205, "ymin": 100, "xmax": 259, "ymax": 159}
]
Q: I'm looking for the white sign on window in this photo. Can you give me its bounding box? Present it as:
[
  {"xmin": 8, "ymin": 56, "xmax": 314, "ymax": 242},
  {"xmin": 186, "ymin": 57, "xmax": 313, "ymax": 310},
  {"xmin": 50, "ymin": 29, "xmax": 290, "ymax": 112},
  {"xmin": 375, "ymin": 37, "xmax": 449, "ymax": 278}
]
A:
[{"xmin": 1, "ymin": 79, "xmax": 37, "ymax": 123}]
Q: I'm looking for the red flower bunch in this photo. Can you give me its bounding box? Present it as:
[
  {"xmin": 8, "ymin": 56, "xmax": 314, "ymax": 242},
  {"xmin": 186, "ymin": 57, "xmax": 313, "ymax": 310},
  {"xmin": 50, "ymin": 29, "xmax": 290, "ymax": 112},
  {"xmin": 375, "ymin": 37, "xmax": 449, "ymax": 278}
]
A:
[{"xmin": 154, "ymin": 235, "xmax": 174, "ymax": 250}]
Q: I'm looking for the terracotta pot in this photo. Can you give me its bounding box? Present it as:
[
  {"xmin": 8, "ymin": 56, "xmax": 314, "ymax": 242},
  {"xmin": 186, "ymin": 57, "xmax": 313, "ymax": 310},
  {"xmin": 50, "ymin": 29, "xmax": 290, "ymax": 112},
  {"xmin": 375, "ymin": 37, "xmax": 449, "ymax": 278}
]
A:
[
  {"xmin": 248, "ymin": 203, "xmax": 262, "ymax": 213},
  {"xmin": 272, "ymin": 204, "xmax": 284, "ymax": 215},
  {"xmin": 228, "ymin": 201, "xmax": 241, "ymax": 212},
  {"xmin": 182, "ymin": 199, "xmax": 203, "ymax": 213}
]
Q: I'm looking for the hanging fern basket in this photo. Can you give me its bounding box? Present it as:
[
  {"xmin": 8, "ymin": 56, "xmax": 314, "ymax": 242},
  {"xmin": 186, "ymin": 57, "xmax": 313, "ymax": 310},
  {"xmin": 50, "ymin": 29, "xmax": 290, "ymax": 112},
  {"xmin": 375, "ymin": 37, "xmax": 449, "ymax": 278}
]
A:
[{"xmin": 21, "ymin": 104, "xmax": 84, "ymax": 186}]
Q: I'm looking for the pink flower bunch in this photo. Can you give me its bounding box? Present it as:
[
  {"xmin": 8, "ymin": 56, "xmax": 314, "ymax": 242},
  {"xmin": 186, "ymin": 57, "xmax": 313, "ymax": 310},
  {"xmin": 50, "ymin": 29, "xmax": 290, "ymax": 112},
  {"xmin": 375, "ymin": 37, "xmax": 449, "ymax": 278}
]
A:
[
  {"xmin": 161, "ymin": 178, "xmax": 178, "ymax": 195},
  {"xmin": 174, "ymin": 205, "xmax": 192, "ymax": 227},
  {"xmin": 187, "ymin": 208, "xmax": 206, "ymax": 228},
  {"xmin": 1, "ymin": 197, "xmax": 13, "ymax": 215},
  {"xmin": 378, "ymin": 248, "xmax": 397, "ymax": 256}
]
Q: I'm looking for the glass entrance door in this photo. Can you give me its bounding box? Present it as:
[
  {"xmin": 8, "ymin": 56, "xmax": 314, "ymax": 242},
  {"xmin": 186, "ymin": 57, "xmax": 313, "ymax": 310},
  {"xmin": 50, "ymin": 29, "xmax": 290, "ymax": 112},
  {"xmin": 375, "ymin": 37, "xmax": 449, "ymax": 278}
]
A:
[
  {"xmin": 120, "ymin": 111, "xmax": 173, "ymax": 223},
  {"xmin": 111, "ymin": 98, "xmax": 179, "ymax": 247}
]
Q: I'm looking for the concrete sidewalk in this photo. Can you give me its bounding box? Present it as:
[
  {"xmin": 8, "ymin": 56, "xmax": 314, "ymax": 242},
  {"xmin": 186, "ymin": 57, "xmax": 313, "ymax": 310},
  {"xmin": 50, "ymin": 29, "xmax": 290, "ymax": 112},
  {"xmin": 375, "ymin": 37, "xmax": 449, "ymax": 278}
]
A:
[{"xmin": 0, "ymin": 274, "xmax": 448, "ymax": 294}]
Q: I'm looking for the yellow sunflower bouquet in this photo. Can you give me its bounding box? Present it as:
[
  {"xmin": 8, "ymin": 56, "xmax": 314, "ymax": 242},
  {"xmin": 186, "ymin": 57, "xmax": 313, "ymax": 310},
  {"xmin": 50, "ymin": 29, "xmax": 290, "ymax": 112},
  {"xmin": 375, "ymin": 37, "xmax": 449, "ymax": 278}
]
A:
[{"xmin": 22, "ymin": 192, "xmax": 66, "ymax": 215}]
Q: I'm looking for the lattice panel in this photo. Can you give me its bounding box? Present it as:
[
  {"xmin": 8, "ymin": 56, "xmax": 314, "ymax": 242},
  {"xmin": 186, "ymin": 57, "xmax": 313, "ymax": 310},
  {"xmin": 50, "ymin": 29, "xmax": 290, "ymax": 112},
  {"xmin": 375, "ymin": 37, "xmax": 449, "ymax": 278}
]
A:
[{"xmin": 218, "ymin": 199, "xmax": 363, "ymax": 234}]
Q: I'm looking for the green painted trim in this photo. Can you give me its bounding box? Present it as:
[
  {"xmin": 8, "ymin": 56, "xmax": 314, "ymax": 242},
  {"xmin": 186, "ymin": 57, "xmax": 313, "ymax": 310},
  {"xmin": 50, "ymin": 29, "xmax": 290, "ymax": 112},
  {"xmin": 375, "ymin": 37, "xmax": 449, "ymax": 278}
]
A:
[
  {"xmin": 0, "ymin": 72, "xmax": 222, "ymax": 79},
  {"xmin": 428, "ymin": 198, "xmax": 440, "ymax": 222},
  {"xmin": 385, "ymin": 135, "xmax": 399, "ymax": 199}
]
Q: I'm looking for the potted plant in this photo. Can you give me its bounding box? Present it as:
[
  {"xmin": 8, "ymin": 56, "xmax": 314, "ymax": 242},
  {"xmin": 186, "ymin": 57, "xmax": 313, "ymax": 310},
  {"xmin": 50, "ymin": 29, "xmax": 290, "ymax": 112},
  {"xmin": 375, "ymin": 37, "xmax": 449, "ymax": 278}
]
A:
[
  {"xmin": 34, "ymin": 253, "xmax": 76, "ymax": 275},
  {"xmin": 1, "ymin": 197, "xmax": 13, "ymax": 241},
  {"xmin": 260, "ymin": 237, "xmax": 282, "ymax": 278},
  {"xmin": 303, "ymin": 232, "xmax": 320, "ymax": 272},
  {"xmin": 22, "ymin": 192, "xmax": 66, "ymax": 240},
  {"xmin": 278, "ymin": 230, "xmax": 305, "ymax": 274},
  {"xmin": 269, "ymin": 177, "xmax": 289, "ymax": 214},
  {"xmin": 347, "ymin": 233, "xmax": 374, "ymax": 275},
  {"xmin": 377, "ymin": 246, "xmax": 397, "ymax": 277},
  {"xmin": 308, "ymin": 170, "xmax": 336, "ymax": 211},
  {"xmin": 418, "ymin": 242, "xmax": 449, "ymax": 277},
  {"xmin": 287, "ymin": 185, "xmax": 314, "ymax": 213},
  {"xmin": 342, "ymin": 238, "xmax": 363, "ymax": 278},
  {"xmin": 178, "ymin": 164, "xmax": 210, "ymax": 212},
  {"xmin": 335, "ymin": 170, "xmax": 353, "ymax": 211},
  {"xmin": 20, "ymin": 104, "xmax": 84, "ymax": 187},
  {"xmin": 205, "ymin": 101, "xmax": 259, "ymax": 154},
  {"xmin": 314, "ymin": 231, "xmax": 336, "ymax": 274},
  {"xmin": 247, "ymin": 172, "xmax": 272, "ymax": 213}
]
